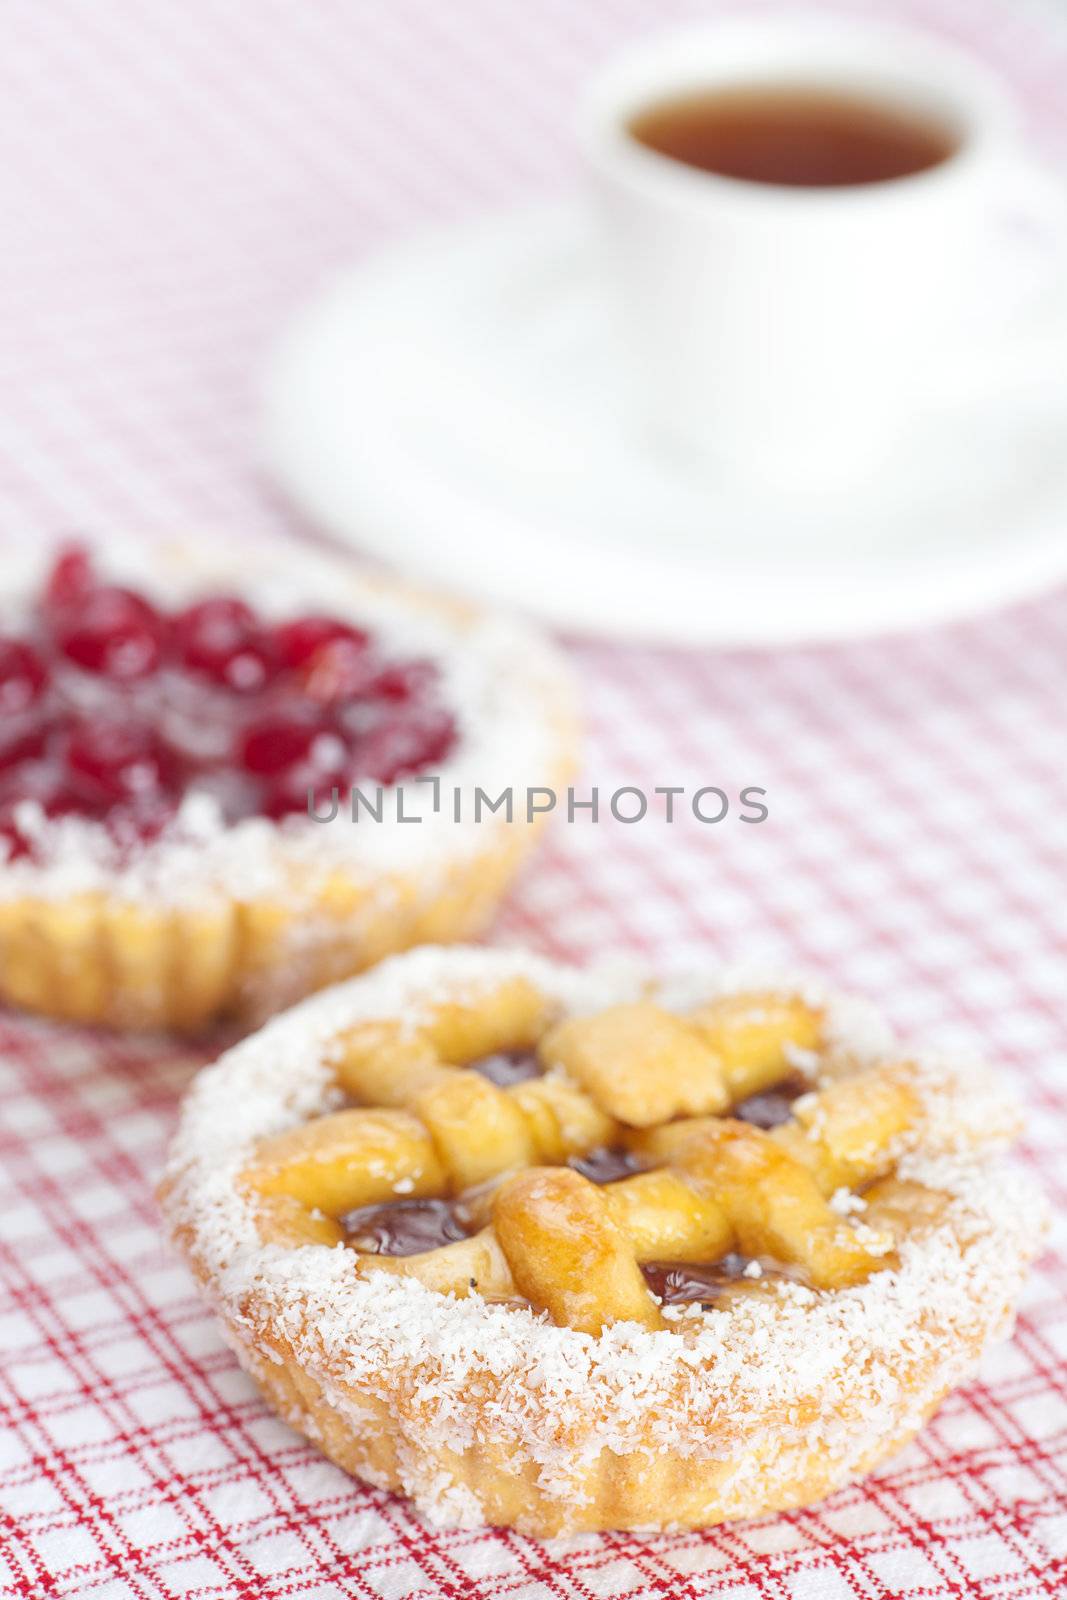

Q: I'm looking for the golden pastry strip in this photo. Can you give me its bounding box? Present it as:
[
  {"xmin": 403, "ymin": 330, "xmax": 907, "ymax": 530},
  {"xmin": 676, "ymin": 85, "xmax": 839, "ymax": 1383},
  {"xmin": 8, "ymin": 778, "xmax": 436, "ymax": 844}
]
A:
[
  {"xmin": 249, "ymin": 1107, "xmax": 447, "ymax": 1213},
  {"xmin": 332, "ymin": 975, "xmax": 551, "ymax": 1104},
  {"xmin": 634, "ymin": 1068, "xmax": 919, "ymax": 1196},
  {"xmin": 242, "ymin": 983, "xmax": 919, "ymax": 1331},
  {"xmin": 495, "ymin": 1168, "xmax": 664, "ymax": 1333},
  {"xmin": 688, "ymin": 993, "xmax": 823, "ymax": 1099},
  {"xmin": 356, "ymin": 1227, "xmax": 515, "ymax": 1300},
  {"xmin": 603, "ymin": 1168, "xmax": 734, "ymax": 1263},
  {"xmin": 248, "ymin": 1072, "xmax": 618, "ymax": 1211},
  {"xmin": 537, "ymin": 1002, "xmax": 730, "ymax": 1126},
  {"xmin": 674, "ymin": 1123, "xmax": 884, "ymax": 1289},
  {"xmin": 775, "ymin": 1069, "xmax": 921, "ymax": 1191},
  {"xmin": 252, "ymin": 1193, "xmax": 345, "ymax": 1249}
]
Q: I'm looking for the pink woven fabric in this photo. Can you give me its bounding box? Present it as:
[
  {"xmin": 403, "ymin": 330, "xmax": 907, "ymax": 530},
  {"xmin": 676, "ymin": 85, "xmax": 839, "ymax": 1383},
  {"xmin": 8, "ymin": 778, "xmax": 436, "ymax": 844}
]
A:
[{"xmin": 1, "ymin": 1, "xmax": 1065, "ymax": 1595}]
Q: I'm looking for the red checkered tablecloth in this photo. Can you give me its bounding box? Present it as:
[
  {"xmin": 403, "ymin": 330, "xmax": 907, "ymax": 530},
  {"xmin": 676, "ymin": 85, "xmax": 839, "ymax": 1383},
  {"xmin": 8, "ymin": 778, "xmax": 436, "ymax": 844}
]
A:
[{"xmin": 1, "ymin": 1, "xmax": 1066, "ymax": 1596}]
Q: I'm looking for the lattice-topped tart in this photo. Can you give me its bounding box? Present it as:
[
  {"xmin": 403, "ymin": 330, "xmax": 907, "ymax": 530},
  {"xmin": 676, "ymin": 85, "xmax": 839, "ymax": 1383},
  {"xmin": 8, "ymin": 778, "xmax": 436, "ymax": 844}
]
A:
[
  {"xmin": 161, "ymin": 946, "xmax": 1043, "ymax": 1535},
  {"xmin": 0, "ymin": 543, "xmax": 572, "ymax": 1030}
]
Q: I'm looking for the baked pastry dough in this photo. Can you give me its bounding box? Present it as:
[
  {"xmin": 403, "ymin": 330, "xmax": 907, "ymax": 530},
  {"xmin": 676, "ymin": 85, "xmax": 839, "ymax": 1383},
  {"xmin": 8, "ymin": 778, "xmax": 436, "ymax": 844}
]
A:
[
  {"xmin": 161, "ymin": 946, "xmax": 1044, "ymax": 1534},
  {"xmin": 0, "ymin": 543, "xmax": 573, "ymax": 1030}
]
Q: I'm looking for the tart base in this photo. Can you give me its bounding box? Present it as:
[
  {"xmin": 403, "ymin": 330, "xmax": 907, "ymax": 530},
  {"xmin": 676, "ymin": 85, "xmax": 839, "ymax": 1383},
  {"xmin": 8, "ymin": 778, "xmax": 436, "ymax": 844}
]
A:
[
  {"xmin": 236, "ymin": 1321, "xmax": 951, "ymax": 1535},
  {"xmin": 0, "ymin": 829, "xmax": 536, "ymax": 1031}
]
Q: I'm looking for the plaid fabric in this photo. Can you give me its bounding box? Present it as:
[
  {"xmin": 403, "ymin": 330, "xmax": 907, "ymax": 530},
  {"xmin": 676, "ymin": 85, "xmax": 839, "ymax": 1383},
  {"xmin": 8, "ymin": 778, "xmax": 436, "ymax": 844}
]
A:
[{"xmin": 1, "ymin": 0, "xmax": 1066, "ymax": 1595}]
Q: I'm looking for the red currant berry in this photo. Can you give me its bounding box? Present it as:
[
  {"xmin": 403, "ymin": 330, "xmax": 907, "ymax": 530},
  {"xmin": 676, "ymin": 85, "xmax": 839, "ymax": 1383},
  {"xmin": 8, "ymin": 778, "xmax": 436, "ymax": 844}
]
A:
[
  {"xmin": 0, "ymin": 820, "xmax": 27, "ymax": 860},
  {"xmin": 0, "ymin": 638, "xmax": 48, "ymax": 714},
  {"xmin": 220, "ymin": 638, "xmax": 276, "ymax": 692},
  {"xmin": 43, "ymin": 782, "xmax": 103, "ymax": 820},
  {"xmin": 238, "ymin": 718, "xmax": 318, "ymax": 777},
  {"xmin": 298, "ymin": 636, "xmax": 377, "ymax": 704},
  {"xmin": 43, "ymin": 543, "xmax": 96, "ymax": 613},
  {"xmin": 0, "ymin": 723, "xmax": 47, "ymax": 774},
  {"xmin": 370, "ymin": 658, "xmax": 438, "ymax": 704},
  {"xmin": 174, "ymin": 597, "xmax": 276, "ymax": 691},
  {"xmin": 57, "ymin": 587, "xmax": 164, "ymax": 680},
  {"xmin": 65, "ymin": 720, "xmax": 181, "ymax": 806},
  {"xmin": 353, "ymin": 708, "xmax": 456, "ymax": 785},
  {"xmin": 174, "ymin": 595, "xmax": 256, "ymax": 660},
  {"xmin": 275, "ymin": 616, "xmax": 370, "ymax": 670}
]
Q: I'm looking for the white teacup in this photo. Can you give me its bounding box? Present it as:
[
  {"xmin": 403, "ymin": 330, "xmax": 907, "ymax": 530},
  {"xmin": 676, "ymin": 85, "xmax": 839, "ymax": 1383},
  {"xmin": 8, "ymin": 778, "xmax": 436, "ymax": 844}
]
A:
[{"xmin": 581, "ymin": 16, "xmax": 1067, "ymax": 483}]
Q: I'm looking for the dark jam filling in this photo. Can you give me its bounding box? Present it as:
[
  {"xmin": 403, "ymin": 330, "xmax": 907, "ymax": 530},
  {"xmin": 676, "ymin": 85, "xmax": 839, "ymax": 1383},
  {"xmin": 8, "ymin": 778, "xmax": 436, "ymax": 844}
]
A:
[
  {"xmin": 341, "ymin": 1197, "xmax": 469, "ymax": 1255},
  {"xmin": 568, "ymin": 1146, "xmax": 645, "ymax": 1184},
  {"xmin": 345, "ymin": 1194, "xmax": 771, "ymax": 1311},
  {"xmin": 0, "ymin": 544, "xmax": 457, "ymax": 861},
  {"xmin": 730, "ymin": 1071, "xmax": 810, "ymax": 1129},
  {"xmin": 641, "ymin": 1253, "xmax": 755, "ymax": 1307},
  {"xmin": 471, "ymin": 1051, "xmax": 543, "ymax": 1088}
]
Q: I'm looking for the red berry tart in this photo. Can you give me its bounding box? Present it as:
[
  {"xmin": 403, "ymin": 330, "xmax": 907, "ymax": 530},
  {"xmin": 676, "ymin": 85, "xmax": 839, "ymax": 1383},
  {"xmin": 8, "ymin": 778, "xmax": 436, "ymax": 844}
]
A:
[{"xmin": 0, "ymin": 541, "xmax": 574, "ymax": 1030}]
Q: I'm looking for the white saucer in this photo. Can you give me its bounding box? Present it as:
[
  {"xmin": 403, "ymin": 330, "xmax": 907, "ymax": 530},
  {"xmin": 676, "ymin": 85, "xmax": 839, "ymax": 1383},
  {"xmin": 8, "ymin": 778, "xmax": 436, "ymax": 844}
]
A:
[{"xmin": 262, "ymin": 201, "xmax": 1067, "ymax": 646}]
